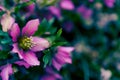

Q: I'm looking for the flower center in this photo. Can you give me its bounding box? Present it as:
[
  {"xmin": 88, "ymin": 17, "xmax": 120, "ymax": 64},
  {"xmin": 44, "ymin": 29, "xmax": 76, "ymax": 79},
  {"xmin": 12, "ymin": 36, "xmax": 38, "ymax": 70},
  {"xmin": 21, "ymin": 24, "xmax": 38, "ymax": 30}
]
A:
[{"xmin": 19, "ymin": 36, "xmax": 33, "ymax": 50}]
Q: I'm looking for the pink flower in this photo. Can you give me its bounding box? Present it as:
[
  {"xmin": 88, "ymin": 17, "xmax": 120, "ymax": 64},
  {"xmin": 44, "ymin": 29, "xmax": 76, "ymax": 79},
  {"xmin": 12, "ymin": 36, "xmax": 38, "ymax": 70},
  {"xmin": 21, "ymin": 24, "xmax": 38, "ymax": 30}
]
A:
[
  {"xmin": 77, "ymin": 5, "xmax": 93, "ymax": 19},
  {"xmin": 52, "ymin": 46, "xmax": 74, "ymax": 70},
  {"xmin": 49, "ymin": 6, "xmax": 61, "ymax": 19},
  {"xmin": 10, "ymin": 19, "xmax": 50, "ymax": 66},
  {"xmin": 0, "ymin": 14, "xmax": 15, "ymax": 32},
  {"xmin": 60, "ymin": 0, "xmax": 74, "ymax": 10},
  {"xmin": 0, "ymin": 5, "xmax": 5, "ymax": 11},
  {"xmin": 41, "ymin": 67, "xmax": 62, "ymax": 80},
  {"xmin": 104, "ymin": 0, "xmax": 115, "ymax": 8},
  {"xmin": 0, "ymin": 64, "xmax": 13, "ymax": 80}
]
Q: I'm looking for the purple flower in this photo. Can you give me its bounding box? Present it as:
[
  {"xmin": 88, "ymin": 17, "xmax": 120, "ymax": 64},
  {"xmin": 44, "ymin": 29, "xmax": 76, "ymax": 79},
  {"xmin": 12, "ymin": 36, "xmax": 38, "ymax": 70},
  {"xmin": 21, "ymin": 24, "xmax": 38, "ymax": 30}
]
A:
[
  {"xmin": 104, "ymin": 0, "xmax": 115, "ymax": 8},
  {"xmin": 88, "ymin": 0, "xmax": 94, "ymax": 2},
  {"xmin": 52, "ymin": 46, "xmax": 74, "ymax": 70},
  {"xmin": 60, "ymin": 0, "xmax": 74, "ymax": 10},
  {"xmin": 0, "ymin": 13, "xmax": 15, "ymax": 32},
  {"xmin": 10, "ymin": 19, "xmax": 50, "ymax": 66},
  {"xmin": 0, "ymin": 64, "xmax": 13, "ymax": 80},
  {"xmin": 77, "ymin": 5, "xmax": 93, "ymax": 19},
  {"xmin": 41, "ymin": 67, "xmax": 62, "ymax": 80},
  {"xmin": 49, "ymin": 6, "xmax": 61, "ymax": 19},
  {"xmin": 62, "ymin": 21, "xmax": 74, "ymax": 32}
]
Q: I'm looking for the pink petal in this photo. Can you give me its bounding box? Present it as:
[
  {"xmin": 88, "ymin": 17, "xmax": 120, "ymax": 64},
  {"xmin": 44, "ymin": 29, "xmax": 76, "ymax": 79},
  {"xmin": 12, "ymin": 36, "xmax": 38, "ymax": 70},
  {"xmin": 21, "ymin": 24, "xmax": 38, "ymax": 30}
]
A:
[
  {"xmin": 60, "ymin": 0, "xmax": 74, "ymax": 10},
  {"xmin": 22, "ymin": 51, "xmax": 40, "ymax": 66},
  {"xmin": 0, "ymin": 5, "xmax": 5, "ymax": 11},
  {"xmin": 0, "ymin": 64, "xmax": 13, "ymax": 80},
  {"xmin": 0, "ymin": 14, "xmax": 15, "ymax": 32},
  {"xmin": 52, "ymin": 59, "xmax": 62, "ymax": 70},
  {"xmin": 49, "ymin": 6, "xmax": 61, "ymax": 19},
  {"xmin": 56, "ymin": 52, "xmax": 72, "ymax": 64},
  {"xmin": 11, "ymin": 43, "xmax": 24, "ymax": 59},
  {"xmin": 9, "ymin": 23, "xmax": 20, "ymax": 42},
  {"xmin": 30, "ymin": 37, "xmax": 50, "ymax": 52},
  {"xmin": 22, "ymin": 19, "xmax": 39, "ymax": 36},
  {"xmin": 58, "ymin": 46, "xmax": 74, "ymax": 54},
  {"xmin": 15, "ymin": 61, "xmax": 31, "ymax": 68}
]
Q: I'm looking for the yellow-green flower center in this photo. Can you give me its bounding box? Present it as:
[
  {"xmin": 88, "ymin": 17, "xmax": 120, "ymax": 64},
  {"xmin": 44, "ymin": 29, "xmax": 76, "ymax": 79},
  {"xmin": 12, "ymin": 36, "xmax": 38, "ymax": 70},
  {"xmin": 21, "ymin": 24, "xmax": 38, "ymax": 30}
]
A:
[{"xmin": 19, "ymin": 36, "xmax": 33, "ymax": 50}]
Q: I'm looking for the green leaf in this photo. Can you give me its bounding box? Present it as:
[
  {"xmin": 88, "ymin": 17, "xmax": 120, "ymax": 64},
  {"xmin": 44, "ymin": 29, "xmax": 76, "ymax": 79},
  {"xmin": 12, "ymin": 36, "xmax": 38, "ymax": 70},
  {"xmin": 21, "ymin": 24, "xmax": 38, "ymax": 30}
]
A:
[
  {"xmin": 52, "ymin": 42, "xmax": 68, "ymax": 46},
  {"xmin": 0, "ymin": 11, "xmax": 5, "ymax": 17},
  {"xmin": 34, "ymin": 19, "xmax": 48, "ymax": 36},
  {"xmin": 43, "ymin": 53, "xmax": 51, "ymax": 68},
  {"xmin": 0, "ymin": 51, "xmax": 9, "ymax": 59},
  {"xmin": 56, "ymin": 28, "xmax": 62, "ymax": 38},
  {"xmin": 34, "ymin": 18, "xmax": 57, "ymax": 36},
  {"xmin": 48, "ymin": 18, "xmax": 55, "ymax": 27}
]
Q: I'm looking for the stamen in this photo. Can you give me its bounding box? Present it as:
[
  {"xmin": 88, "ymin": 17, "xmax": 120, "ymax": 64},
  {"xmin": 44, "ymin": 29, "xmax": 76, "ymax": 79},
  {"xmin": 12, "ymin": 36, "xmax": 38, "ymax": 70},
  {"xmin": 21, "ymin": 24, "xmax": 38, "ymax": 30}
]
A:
[{"xmin": 19, "ymin": 36, "xmax": 34, "ymax": 50}]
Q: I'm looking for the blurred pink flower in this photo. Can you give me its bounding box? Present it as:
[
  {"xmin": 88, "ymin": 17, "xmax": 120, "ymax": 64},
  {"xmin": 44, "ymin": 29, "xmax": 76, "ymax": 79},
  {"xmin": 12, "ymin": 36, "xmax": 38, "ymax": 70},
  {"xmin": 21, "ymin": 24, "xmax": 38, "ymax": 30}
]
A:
[
  {"xmin": 49, "ymin": 6, "xmax": 61, "ymax": 19},
  {"xmin": 101, "ymin": 68, "xmax": 112, "ymax": 80},
  {"xmin": 41, "ymin": 67, "xmax": 62, "ymax": 80},
  {"xmin": 10, "ymin": 19, "xmax": 50, "ymax": 66},
  {"xmin": 104, "ymin": 0, "xmax": 115, "ymax": 8},
  {"xmin": 77, "ymin": 5, "xmax": 93, "ymax": 19},
  {"xmin": 0, "ymin": 64, "xmax": 13, "ymax": 80},
  {"xmin": 60, "ymin": 0, "xmax": 74, "ymax": 10},
  {"xmin": 52, "ymin": 46, "xmax": 74, "ymax": 70},
  {"xmin": 0, "ymin": 5, "xmax": 5, "ymax": 11},
  {"xmin": 0, "ymin": 14, "xmax": 15, "ymax": 32}
]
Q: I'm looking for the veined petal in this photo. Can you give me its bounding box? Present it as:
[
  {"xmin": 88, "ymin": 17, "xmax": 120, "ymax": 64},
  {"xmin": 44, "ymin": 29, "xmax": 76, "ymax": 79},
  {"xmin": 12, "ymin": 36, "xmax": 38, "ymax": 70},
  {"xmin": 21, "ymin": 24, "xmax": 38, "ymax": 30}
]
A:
[
  {"xmin": 11, "ymin": 43, "xmax": 24, "ymax": 59},
  {"xmin": 0, "ymin": 64, "xmax": 13, "ymax": 80},
  {"xmin": 58, "ymin": 47, "xmax": 74, "ymax": 54},
  {"xmin": 30, "ymin": 37, "xmax": 50, "ymax": 52},
  {"xmin": 9, "ymin": 23, "xmax": 20, "ymax": 42},
  {"xmin": 22, "ymin": 51, "xmax": 40, "ymax": 66},
  {"xmin": 22, "ymin": 19, "xmax": 39, "ymax": 36},
  {"xmin": 52, "ymin": 59, "xmax": 62, "ymax": 71},
  {"xmin": 15, "ymin": 61, "xmax": 30, "ymax": 68},
  {"xmin": 0, "ymin": 14, "xmax": 15, "ymax": 32},
  {"xmin": 56, "ymin": 52, "xmax": 72, "ymax": 64}
]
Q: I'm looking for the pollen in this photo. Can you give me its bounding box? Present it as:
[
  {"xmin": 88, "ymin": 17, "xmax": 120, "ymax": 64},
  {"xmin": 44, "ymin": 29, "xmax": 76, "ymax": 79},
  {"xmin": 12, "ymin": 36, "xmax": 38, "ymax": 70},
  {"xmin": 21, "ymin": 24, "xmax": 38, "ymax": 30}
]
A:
[{"xmin": 19, "ymin": 36, "xmax": 34, "ymax": 50}]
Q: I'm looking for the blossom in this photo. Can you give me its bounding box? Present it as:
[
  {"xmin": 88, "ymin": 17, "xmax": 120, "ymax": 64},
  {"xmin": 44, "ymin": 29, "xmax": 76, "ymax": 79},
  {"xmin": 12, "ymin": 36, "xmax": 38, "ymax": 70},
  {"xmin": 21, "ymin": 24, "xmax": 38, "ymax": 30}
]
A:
[
  {"xmin": 62, "ymin": 21, "xmax": 74, "ymax": 32},
  {"xmin": 0, "ymin": 5, "xmax": 5, "ymax": 11},
  {"xmin": 77, "ymin": 5, "xmax": 93, "ymax": 19},
  {"xmin": 41, "ymin": 67, "xmax": 62, "ymax": 80},
  {"xmin": 52, "ymin": 46, "xmax": 74, "ymax": 70},
  {"xmin": 10, "ymin": 19, "xmax": 50, "ymax": 66},
  {"xmin": 104, "ymin": 0, "xmax": 115, "ymax": 8},
  {"xmin": 101, "ymin": 68, "xmax": 112, "ymax": 80},
  {"xmin": 0, "ymin": 13, "xmax": 15, "ymax": 32},
  {"xmin": 60, "ymin": 0, "xmax": 74, "ymax": 10},
  {"xmin": 0, "ymin": 64, "xmax": 13, "ymax": 80},
  {"xmin": 49, "ymin": 6, "xmax": 61, "ymax": 19}
]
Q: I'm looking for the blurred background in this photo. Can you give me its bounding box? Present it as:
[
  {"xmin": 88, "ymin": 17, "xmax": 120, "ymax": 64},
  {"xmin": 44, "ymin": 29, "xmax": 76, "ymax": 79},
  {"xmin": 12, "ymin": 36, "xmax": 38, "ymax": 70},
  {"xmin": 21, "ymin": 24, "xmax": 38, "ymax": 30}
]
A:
[{"xmin": 1, "ymin": 0, "xmax": 120, "ymax": 80}]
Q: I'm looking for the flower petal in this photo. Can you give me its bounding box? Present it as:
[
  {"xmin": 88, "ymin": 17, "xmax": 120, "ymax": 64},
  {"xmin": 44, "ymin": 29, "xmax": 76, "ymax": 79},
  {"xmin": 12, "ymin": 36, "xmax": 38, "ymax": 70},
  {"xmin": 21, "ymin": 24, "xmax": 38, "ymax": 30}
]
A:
[
  {"xmin": 11, "ymin": 43, "xmax": 24, "ymax": 59},
  {"xmin": 60, "ymin": 0, "xmax": 74, "ymax": 10},
  {"xmin": 0, "ymin": 64, "xmax": 13, "ymax": 80},
  {"xmin": 22, "ymin": 51, "xmax": 40, "ymax": 66},
  {"xmin": 58, "ymin": 46, "xmax": 74, "ymax": 54},
  {"xmin": 15, "ymin": 61, "xmax": 31, "ymax": 68},
  {"xmin": 30, "ymin": 37, "xmax": 49, "ymax": 52},
  {"xmin": 9, "ymin": 23, "xmax": 20, "ymax": 42},
  {"xmin": 49, "ymin": 6, "xmax": 61, "ymax": 19},
  {"xmin": 56, "ymin": 52, "xmax": 72, "ymax": 64},
  {"xmin": 22, "ymin": 19, "xmax": 39, "ymax": 36},
  {"xmin": 0, "ymin": 14, "xmax": 15, "ymax": 32},
  {"xmin": 52, "ymin": 59, "xmax": 62, "ymax": 71}
]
